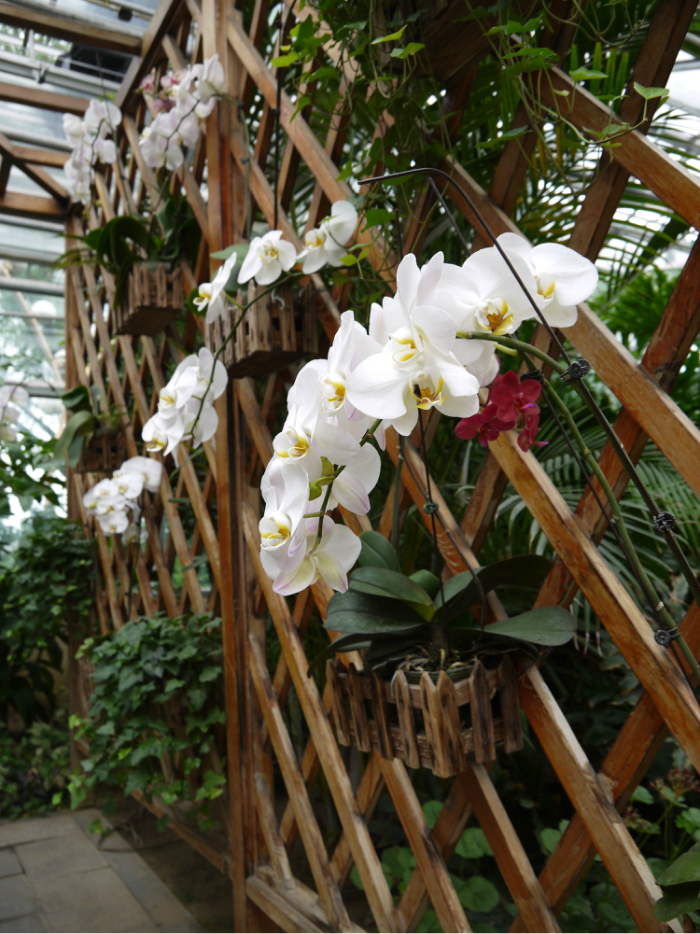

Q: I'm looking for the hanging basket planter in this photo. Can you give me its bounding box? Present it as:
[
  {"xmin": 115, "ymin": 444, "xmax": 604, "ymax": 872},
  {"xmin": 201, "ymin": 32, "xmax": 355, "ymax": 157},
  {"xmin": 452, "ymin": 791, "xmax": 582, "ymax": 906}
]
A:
[
  {"xmin": 326, "ymin": 654, "xmax": 523, "ymax": 778},
  {"xmin": 113, "ymin": 262, "xmax": 184, "ymax": 337},
  {"xmin": 74, "ymin": 428, "xmax": 126, "ymax": 474},
  {"xmin": 206, "ymin": 282, "xmax": 318, "ymax": 379}
]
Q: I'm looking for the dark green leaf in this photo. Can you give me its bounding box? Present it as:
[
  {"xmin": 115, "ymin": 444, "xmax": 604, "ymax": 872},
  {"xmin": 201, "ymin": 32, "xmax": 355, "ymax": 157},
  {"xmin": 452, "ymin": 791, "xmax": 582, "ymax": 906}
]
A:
[
  {"xmin": 350, "ymin": 567, "xmax": 434, "ymax": 607},
  {"xmin": 658, "ymin": 847, "xmax": 700, "ymax": 886},
  {"xmin": 484, "ymin": 607, "xmax": 577, "ymax": 646},
  {"xmin": 654, "ymin": 882, "xmax": 700, "ymax": 922},
  {"xmin": 357, "ymin": 531, "xmax": 401, "ymax": 572},
  {"xmin": 325, "ymin": 590, "xmax": 427, "ymax": 633}
]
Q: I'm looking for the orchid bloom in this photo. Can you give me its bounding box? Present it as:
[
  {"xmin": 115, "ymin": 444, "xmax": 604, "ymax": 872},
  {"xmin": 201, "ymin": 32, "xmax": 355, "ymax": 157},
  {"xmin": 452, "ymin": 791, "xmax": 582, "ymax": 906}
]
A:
[
  {"xmin": 171, "ymin": 347, "xmax": 228, "ymax": 410},
  {"xmin": 142, "ymin": 411, "xmax": 185, "ymax": 456},
  {"xmin": 297, "ymin": 201, "xmax": 359, "ymax": 274},
  {"xmin": 272, "ymin": 516, "xmax": 362, "ymax": 595},
  {"xmin": 98, "ymin": 511, "xmax": 130, "ymax": 535},
  {"xmin": 259, "ymin": 460, "xmax": 309, "ymax": 582},
  {"xmin": 307, "ymin": 443, "xmax": 381, "ymax": 515},
  {"xmin": 496, "ymin": 233, "xmax": 599, "ymax": 328},
  {"xmin": 238, "ymin": 230, "xmax": 297, "ymax": 286},
  {"xmin": 305, "ymin": 311, "xmax": 380, "ymax": 417},
  {"xmin": 436, "ymin": 246, "xmax": 543, "ymax": 346},
  {"xmin": 116, "ymin": 456, "xmax": 163, "ymax": 494},
  {"xmin": 346, "ymin": 253, "xmax": 480, "ymax": 436},
  {"xmin": 193, "ymin": 55, "xmax": 225, "ymax": 118},
  {"xmin": 193, "ymin": 253, "xmax": 237, "ymax": 324},
  {"xmin": 274, "ymin": 365, "xmax": 360, "ymax": 470}
]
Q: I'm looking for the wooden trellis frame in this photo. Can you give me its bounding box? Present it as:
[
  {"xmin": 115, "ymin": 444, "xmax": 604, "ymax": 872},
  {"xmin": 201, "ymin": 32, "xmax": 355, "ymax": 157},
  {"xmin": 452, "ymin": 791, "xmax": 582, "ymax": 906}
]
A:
[{"xmin": 49, "ymin": 0, "xmax": 700, "ymax": 929}]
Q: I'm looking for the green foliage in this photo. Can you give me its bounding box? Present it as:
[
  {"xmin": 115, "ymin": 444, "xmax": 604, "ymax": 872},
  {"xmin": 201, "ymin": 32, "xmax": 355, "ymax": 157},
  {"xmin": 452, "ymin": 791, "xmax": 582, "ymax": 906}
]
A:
[
  {"xmin": 56, "ymin": 192, "xmax": 199, "ymax": 309},
  {"xmin": 0, "ymin": 515, "xmax": 93, "ymax": 724},
  {"xmin": 69, "ymin": 613, "xmax": 226, "ymax": 833},
  {"xmin": 310, "ymin": 539, "xmax": 576, "ymax": 673},
  {"xmin": 0, "ymin": 715, "xmax": 71, "ymax": 818}
]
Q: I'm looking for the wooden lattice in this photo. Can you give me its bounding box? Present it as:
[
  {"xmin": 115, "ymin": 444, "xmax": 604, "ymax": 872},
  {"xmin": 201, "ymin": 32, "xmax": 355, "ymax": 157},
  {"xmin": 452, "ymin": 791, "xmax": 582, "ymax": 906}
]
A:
[{"xmin": 46, "ymin": 0, "xmax": 700, "ymax": 930}]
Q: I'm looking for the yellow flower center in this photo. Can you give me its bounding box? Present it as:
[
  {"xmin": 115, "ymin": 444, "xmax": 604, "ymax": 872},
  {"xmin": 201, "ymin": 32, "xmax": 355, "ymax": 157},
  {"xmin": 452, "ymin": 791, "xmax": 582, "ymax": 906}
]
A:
[
  {"xmin": 412, "ymin": 377, "xmax": 445, "ymax": 410},
  {"xmin": 392, "ymin": 335, "xmax": 418, "ymax": 365},
  {"xmin": 262, "ymin": 243, "xmax": 279, "ymax": 264},
  {"xmin": 476, "ymin": 299, "xmax": 514, "ymax": 336},
  {"xmin": 261, "ymin": 519, "xmax": 290, "ymax": 545}
]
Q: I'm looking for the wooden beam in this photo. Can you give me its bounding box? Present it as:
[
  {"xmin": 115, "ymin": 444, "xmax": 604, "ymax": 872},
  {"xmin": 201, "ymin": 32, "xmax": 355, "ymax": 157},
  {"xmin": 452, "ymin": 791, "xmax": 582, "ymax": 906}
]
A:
[
  {"xmin": 11, "ymin": 146, "xmax": 68, "ymax": 169},
  {"xmin": 0, "ymin": 133, "xmax": 68, "ymax": 204},
  {"xmin": 0, "ymin": 79, "xmax": 88, "ymax": 116},
  {"xmin": 0, "ymin": 0, "xmax": 141, "ymax": 54},
  {"xmin": 0, "ymin": 190, "xmax": 66, "ymax": 219}
]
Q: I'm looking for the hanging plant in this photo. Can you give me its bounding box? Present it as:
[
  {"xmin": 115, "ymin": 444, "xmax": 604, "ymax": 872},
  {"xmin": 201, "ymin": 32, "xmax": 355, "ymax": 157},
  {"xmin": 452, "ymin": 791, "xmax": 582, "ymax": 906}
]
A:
[{"xmin": 54, "ymin": 385, "xmax": 125, "ymax": 472}]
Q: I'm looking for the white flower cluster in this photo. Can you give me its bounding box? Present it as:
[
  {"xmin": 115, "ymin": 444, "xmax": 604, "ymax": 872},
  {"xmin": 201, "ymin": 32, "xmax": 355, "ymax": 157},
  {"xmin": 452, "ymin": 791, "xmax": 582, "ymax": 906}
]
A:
[
  {"xmin": 82, "ymin": 456, "xmax": 162, "ymax": 538},
  {"xmin": 63, "ymin": 100, "xmax": 122, "ymax": 204},
  {"xmin": 139, "ymin": 56, "xmax": 225, "ymax": 171},
  {"xmin": 259, "ymin": 234, "xmax": 598, "ymax": 596},
  {"xmin": 0, "ymin": 384, "xmax": 28, "ymax": 442},
  {"xmin": 195, "ymin": 201, "xmax": 359, "ymax": 325},
  {"xmin": 141, "ymin": 348, "xmax": 228, "ymax": 457}
]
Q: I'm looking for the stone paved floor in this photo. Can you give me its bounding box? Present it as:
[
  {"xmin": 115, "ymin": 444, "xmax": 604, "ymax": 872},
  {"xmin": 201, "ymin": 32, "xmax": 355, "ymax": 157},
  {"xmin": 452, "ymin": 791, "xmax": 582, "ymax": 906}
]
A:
[{"xmin": 0, "ymin": 809, "xmax": 203, "ymax": 933}]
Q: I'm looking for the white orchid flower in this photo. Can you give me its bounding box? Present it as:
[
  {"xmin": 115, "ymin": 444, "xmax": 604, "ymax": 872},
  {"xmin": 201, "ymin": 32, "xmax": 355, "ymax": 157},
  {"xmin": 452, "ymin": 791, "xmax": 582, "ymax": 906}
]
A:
[
  {"xmin": 111, "ymin": 469, "xmax": 144, "ymax": 500},
  {"xmin": 346, "ymin": 253, "xmax": 480, "ymax": 435},
  {"xmin": 193, "ymin": 55, "xmax": 225, "ymax": 118},
  {"xmin": 194, "ymin": 253, "xmax": 237, "ymax": 325},
  {"xmin": 305, "ymin": 311, "xmax": 380, "ymax": 416},
  {"xmin": 171, "ymin": 347, "xmax": 228, "ymax": 409},
  {"xmin": 275, "ymin": 365, "xmax": 360, "ymax": 469},
  {"xmin": 297, "ymin": 201, "xmax": 358, "ymax": 274},
  {"xmin": 84, "ymin": 100, "xmax": 121, "ymax": 137},
  {"xmin": 435, "ymin": 246, "xmax": 543, "ymax": 344},
  {"xmin": 238, "ymin": 230, "xmax": 296, "ymax": 286},
  {"xmin": 116, "ymin": 456, "xmax": 163, "ymax": 494},
  {"xmin": 63, "ymin": 113, "xmax": 87, "ymax": 145},
  {"xmin": 259, "ymin": 460, "xmax": 309, "ymax": 582},
  {"xmin": 142, "ymin": 412, "xmax": 185, "ymax": 456},
  {"xmin": 272, "ymin": 516, "xmax": 361, "ymax": 595},
  {"xmin": 93, "ymin": 136, "xmax": 117, "ymax": 164},
  {"xmin": 308, "ymin": 443, "xmax": 381, "ymax": 515},
  {"xmin": 98, "ymin": 510, "xmax": 129, "ymax": 535},
  {"xmin": 184, "ymin": 403, "xmax": 219, "ymax": 448},
  {"xmin": 496, "ymin": 233, "xmax": 599, "ymax": 328}
]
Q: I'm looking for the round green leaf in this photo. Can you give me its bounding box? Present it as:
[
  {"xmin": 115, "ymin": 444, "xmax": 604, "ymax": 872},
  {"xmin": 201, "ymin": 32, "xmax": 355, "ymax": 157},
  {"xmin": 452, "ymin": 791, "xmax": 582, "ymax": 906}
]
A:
[
  {"xmin": 654, "ymin": 882, "xmax": 700, "ymax": 922},
  {"xmin": 658, "ymin": 847, "xmax": 700, "ymax": 886},
  {"xmin": 357, "ymin": 531, "xmax": 401, "ymax": 572},
  {"xmin": 451, "ymin": 875, "xmax": 500, "ymax": 913}
]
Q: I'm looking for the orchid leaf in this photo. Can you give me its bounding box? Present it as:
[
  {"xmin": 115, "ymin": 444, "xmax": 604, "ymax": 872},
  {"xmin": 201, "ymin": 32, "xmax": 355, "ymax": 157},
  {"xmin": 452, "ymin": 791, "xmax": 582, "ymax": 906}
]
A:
[
  {"xmin": 570, "ymin": 67, "xmax": 608, "ymax": 81},
  {"xmin": 409, "ymin": 570, "xmax": 441, "ymax": 600},
  {"xmin": 435, "ymin": 554, "xmax": 552, "ymax": 623},
  {"xmin": 54, "ymin": 411, "xmax": 98, "ymax": 460},
  {"xmin": 60, "ymin": 385, "xmax": 92, "ymax": 414},
  {"xmin": 357, "ymin": 531, "xmax": 401, "ymax": 572},
  {"xmin": 350, "ymin": 567, "xmax": 434, "ymax": 607},
  {"xmin": 483, "ymin": 607, "xmax": 577, "ymax": 646},
  {"xmin": 325, "ymin": 590, "xmax": 426, "ymax": 634}
]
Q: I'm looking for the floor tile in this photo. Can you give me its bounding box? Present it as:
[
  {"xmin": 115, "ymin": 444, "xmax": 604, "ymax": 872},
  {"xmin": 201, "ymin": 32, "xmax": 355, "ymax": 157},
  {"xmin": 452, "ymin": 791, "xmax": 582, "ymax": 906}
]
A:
[
  {"xmin": 0, "ymin": 875, "xmax": 37, "ymax": 923},
  {"xmin": 0, "ymin": 912, "xmax": 47, "ymax": 932},
  {"xmin": 0, "ymin": 816, "xmax": 80, "ymax": 848},
  {"xmin": 32, "ymin": 867, "xmax": 156, "ymax": 933},
  {"xmin": 0, "ymin": 848, "xmax": 22, "ymax": 878},
  {"xmin": 16, "ymin": 831, "xmax": 108, "ymax": 880}
]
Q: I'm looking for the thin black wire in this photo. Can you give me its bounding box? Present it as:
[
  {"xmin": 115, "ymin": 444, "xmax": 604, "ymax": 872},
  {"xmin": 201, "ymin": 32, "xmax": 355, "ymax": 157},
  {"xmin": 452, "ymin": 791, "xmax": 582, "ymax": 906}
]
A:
[
  {"xmin": 359, "ymin": 165, "xmax": 700, "ymax": 615},
  {"xmin": 272, "ymin": 0, "xmax": 299, "ymax": 231}
]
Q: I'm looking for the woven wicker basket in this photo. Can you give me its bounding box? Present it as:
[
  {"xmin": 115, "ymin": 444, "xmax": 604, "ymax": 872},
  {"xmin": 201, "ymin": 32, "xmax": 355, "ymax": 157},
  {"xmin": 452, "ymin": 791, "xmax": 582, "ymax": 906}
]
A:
[
  {"xmin": 326, "ymin": 655, "xmax": 523, "ymax": 778},
  {"xmin": 113, "ymin": 262, "xmax": 183, "ymax": 337},
  {"xmin": 206, "ymin": 282, "xmax": 318, "ymax": 379}
]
